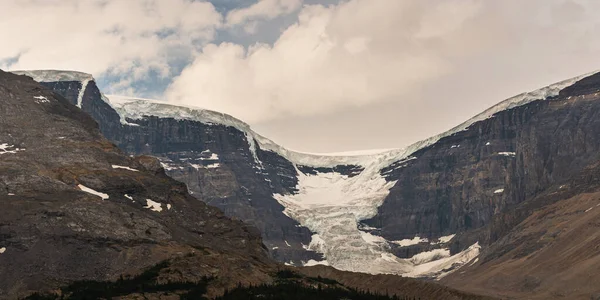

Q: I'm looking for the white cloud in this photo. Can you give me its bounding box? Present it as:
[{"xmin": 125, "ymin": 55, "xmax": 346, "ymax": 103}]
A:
[
  {"xmin": 0, "ymin": 0, "xmax": 222, "ymax": 94},
  {"xmin": 166, "ymin": 0, "xmax": 600, "ymax": 126},
  {"xmin": 166, "ymin": 0, "xmax": 474, "ymax": 122},
  {"xmin": 226, "ymin": 0, "xmax": 303, "ymax": 29}
]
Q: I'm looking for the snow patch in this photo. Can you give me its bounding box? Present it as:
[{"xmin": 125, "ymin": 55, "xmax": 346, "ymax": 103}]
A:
[
  {"xmin": 404, "ymin": 242, "xmax": 481, "ymax": 279},
  {"xmin": 410, "ymin": 248, "xmax": 451, "ymax": 265},
  {"xmin": 190, "ymin": 163, "xmax": 220, "ymax": 169},
  {"xmin": 391, "ymin": 237, "xmax": 429, "ymax": 247},
  {"xmin": 0, "ymin": 247, "xmax": 5, "ymax": 254},
  {"xmin": 485, "ymin": 142, "xmax": 491, "ymax": 146},
  {"xmin": 0, "ymin": 143, "xmax": 24, "ymax": 155},
  {"xmin": 112, "ymin": 165, "xmax": 139, "ymax": 172},
  {"xmin": 7, "ymin": 193, "xmax": 14, "ymax": 196},
  {"xmin": 585, "ymin": 207, "xmax": 594, "ymax": 213},
  {"xmin": 33, "ymin": 95, "xmax": 49, "ymax": 103},
  {"xmin": 144, "ymin": 199, "xmax": 163, "ymax": 212},
  {"xmin": 498, "ymin": 152, "xmax": 516, "ymax": 157},
  {"xmin": 12, "ymin": 70, "xmax": 94, "ymax": 83},
  {"xmin": 434, "ymin": 234, "xmax": 456, "ymax": 244},
  {"xmin": 76, "ymin": 78, "xmax": 91, "ymax": 108},
  {"xmin": 167, "ymin": 204, "xmax": 172, "ymax": 210},
  {"xmin": 78, "ymin": 184, "xmax": 109, "ymax": 200},
  {"xmin": 200, "ymin": 151, "xmax": 219, "ymax": 160},
  {"xmin": 285, "ymin": 240, "xmax": 291, "ymax": 247},
  {"xmin": 451, "ymin": 145, "xmax": 460, "ymax": 149},
  {"xmin": 304, "ymin": 259, "xmax": 330, "ymax": 266},
  {"xmin": 494, "ymin": 188, "xmax": 505, "ymax": 194},
  {"xmin": 124, "ymin": 194, "xmax": 133, "ymax": 201}
]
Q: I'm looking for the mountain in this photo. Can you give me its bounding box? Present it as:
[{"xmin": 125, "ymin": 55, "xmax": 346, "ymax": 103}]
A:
[
  {"xmin": 0, "ymin": 70, "xmax": 276, "ymax": 298},
  {"xmin": 0, "ymin": 69, "xmax": 496, "ymax": 300},
  {"xmin": 11, "ymin": 68, "xmax": 600, "ymax": 298},
  {"xmin": 443, "ymin": 157, "xmax": 600, "ymax": 299}
]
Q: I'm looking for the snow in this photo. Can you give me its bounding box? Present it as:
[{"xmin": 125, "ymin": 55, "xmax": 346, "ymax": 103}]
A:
[
  {"xmin": 124, "ymin": 194, "xmax": 134, "ymax": 201},
  {"xmin": 144, "ymin": 199, "xmax": 163, "ymax": 212},
  {"xmin": 167, "ymin": 204, "xmax": 172, "ymax": 210},
  {"xmin": 7, "ymin": 193, "xmax": 14, "ymax": 196},
  {"xmin": 78, "ymin": 184, "xmax": 109, "ymax": 200},
  {"xmin": 404, "ymin": 242, "xmax": 481, "ymax": 279},
  {"xmin": 451, "ymin": 145, "xmax": 460, "ymax": 149},
  {"xmin": 585, "ymin": 207, "xmax": 593, "ymax": 213},
  {"xmin": 306, "ymin": 234, "xmax": 327, "ymax": 254},
  {"xmin": 304, "ymin": 259, "xmax": 330, "ymax": 266},
  {"xmin": 12, "ymin": 70, "xmax": 94, "ymax": 83},
  {"xmin": 498, "ymin": 152, "xmax": 516, "ymax": 157},
  {"xmin": 273, "ymin": 168, "xmax": 404, "ymax": 274},
  {"xmin": 434, "ymin": 234, "xmax": 456, "ymax": 244},
  {"xmin": 112, "ymin": 165, "xmax": 139, "ymax": 172},
  {"xmin": 391, "ymin": 237, "xmax": 429, "ymax": 247},
  {"xmin": 285, "ymin": 240, "xmax": 291, "ymax": 247},
  {"xmin": 0, "ymin": 143, "xmax": 24, "ymax": 155},
  {"xmin": 410, "ymin": 248, "xmax": 451, "ymax": 265},
  {"xmin": 160, "ymin": 162, "xmax": 183, "ymax": 171},
  {"xmin": 190, "ymin": 163, "xmax": 220, "ymax": 169},
  {"xmin": 33, "ymin": 95, "xmax": 49, "ymax": 103},
  {"xmin": 272, "ymin": 246, "xmax": 279, "ymax": 250},
  {"xmin": 76, "ymin": 78, "xmax": 91, "ymax": 108},
  {"xmin": 0, "ymin": 247, "xmax": 5, "ymax": 254},
  {"xmin": 360, "ymin": 231, "xmax": 388, "ymax": 245},
  {"xmin": 200, "ymin": 151, "xmax": 219, "ymax": 160},
  {"xmin": 494, "ymin": 188, "xmax": 505, "ymax": 194},
  {"xmin": 485, "ymin": 142, "xmax": 491, "ymax": 146}
]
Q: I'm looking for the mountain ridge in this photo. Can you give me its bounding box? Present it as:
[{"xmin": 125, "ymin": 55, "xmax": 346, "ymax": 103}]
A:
[{"xmin": 12, "ymin": 68, "xmax": 600, "ymax": 286}]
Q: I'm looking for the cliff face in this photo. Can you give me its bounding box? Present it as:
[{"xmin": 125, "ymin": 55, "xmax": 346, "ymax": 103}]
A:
[
  {"xmin": 0, "ymin": 70, "xmax": 274, "ymax": 299},
  {"xmin": 368, "ymin": 73, "xmax": 600, "ymax": 251},
  {"xmin": 35, "ymin": 80, "xmax": 321, "ymax": 264},
  {"xmin": 19, "ymin": 69, "xmax": 600, "ymax": 277},
  {"xmin": 442, "ymin": 153, "xmax": 600, "ymax": 300}
]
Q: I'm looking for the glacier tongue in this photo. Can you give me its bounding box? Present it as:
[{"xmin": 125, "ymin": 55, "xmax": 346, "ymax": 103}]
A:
[{"xmin": 273, "ymin": 164, "xmax": 411, "ymax": 274}]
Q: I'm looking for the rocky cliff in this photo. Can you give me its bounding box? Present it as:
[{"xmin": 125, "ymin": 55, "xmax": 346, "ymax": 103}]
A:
[
  {"xmin": 0, "ymin": 69, "xmax": 498, "ymax": 300},
  {"xmin": 14, "ymin": 69, "xmax": 600, "ymax": 280}
]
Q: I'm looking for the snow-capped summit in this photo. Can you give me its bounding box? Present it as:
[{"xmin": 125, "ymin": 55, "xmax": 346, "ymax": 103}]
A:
[{"xmin": 12, "ymin": 70, "xmax": 94, "ymax": 83}]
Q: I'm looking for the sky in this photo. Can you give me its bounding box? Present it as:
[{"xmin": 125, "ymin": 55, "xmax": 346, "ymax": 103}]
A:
[{"xmin": 2, "ymin": 0, "xmax": 600, "ymax": 153}]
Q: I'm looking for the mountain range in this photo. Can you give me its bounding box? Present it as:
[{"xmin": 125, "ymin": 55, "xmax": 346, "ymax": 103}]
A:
[{"xmin": 3, "ymin": 67, "xmax": 600, "ymax": 299}]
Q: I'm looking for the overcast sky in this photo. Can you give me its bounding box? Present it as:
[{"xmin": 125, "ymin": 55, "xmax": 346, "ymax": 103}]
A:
[{"xmin": 2, "ymin": 0, "xmax": 600, "ymax": 152}]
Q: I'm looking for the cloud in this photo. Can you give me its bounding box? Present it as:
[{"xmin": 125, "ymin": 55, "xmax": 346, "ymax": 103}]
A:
[
  {"xmin": 226, "ymin": 0, "xmax": 303, "ymax": 30},
  {"xmin": 0, "ymin": 0, "xmax": 222, "ymax": 94},
  {"xmin": 166, "ymin": 0, "xmax": 478, "ymax": 123},
  {"xmin": 166, "ymin": 0, "xmax": 600, "ymax": 125}
]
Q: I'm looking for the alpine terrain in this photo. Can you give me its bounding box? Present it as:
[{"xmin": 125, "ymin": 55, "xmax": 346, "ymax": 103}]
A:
[
  {"xmin": 0, "ymin": 69, "xmax": 496, "ymax": 300},
  {"xmin": 9, "ymin": 67, "xmax": 600, "ymax": 299}
]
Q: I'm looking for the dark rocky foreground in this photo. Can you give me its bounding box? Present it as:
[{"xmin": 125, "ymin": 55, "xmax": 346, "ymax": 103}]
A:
[{"xmin": 0, "ymin": 70, "xmax": 494, "ymax": 299}]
